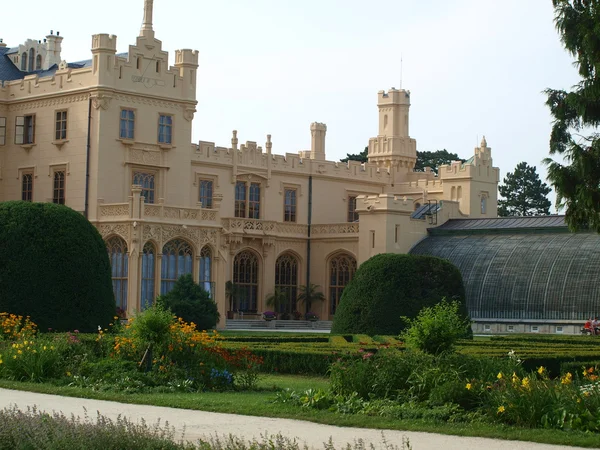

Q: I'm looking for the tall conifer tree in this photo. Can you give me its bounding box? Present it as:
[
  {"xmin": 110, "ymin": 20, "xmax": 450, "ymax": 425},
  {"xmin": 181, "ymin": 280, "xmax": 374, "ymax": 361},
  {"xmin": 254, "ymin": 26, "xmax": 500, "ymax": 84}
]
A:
[{"xmin": 498, "ymin": 162, "xmax": 551, "ymax": 217}]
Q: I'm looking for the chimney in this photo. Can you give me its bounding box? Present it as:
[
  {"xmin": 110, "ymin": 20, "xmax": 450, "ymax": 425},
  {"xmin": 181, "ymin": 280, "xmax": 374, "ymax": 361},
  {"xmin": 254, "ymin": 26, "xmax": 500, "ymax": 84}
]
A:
[
  {"xmin": 0, "ymin": 39, "xmax": 6, "ymax": 48},
  {"xmin": 45, "ymin": 30, "xmax": 64, "ymax": 69}
]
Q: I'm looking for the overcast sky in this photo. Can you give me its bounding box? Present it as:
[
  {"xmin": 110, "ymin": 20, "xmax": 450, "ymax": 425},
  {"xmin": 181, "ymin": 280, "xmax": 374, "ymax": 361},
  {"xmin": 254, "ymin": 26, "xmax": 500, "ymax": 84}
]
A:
[{"xmin": 3, "ymin": 0, "xmax": 579, "ymax": 210}]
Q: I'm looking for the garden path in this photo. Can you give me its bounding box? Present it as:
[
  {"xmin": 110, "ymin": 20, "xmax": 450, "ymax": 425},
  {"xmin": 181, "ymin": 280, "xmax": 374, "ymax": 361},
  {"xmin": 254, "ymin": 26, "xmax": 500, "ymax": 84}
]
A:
[{"xmin": 0, "ymin": 388, "xmax": 577, "ymax": 450}]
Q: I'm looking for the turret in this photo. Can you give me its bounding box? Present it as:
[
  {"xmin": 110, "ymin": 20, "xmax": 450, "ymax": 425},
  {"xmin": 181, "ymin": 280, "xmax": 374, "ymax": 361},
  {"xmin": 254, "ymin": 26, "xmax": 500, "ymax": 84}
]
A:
[
  {"xmin": 45, "ymin": 31, "xmax": 63, "ymax": 68},
  {"xmin": 174, "ymin": 49, "xmax": 199, "ymax": 98},
  {"xmin": 91, "ymin": 34, "xmax": 117, "ymax": 82},
  {"xmin": 309, "ymin": 122, "xmax": 327, "ymax": 160}
]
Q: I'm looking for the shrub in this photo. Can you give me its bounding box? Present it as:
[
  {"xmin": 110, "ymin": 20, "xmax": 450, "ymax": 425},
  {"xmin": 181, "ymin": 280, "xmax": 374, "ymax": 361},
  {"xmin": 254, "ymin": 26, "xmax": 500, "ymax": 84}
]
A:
[
  {"xmin": 331, "ymin": 253, "xmax": 468, "ymax": 336},
  {"xmin": 157, "ymin": 274, "xmax": 219, "ymax": 331},
  {"xmin": 401, "ymin": 299, "xmax": 471, "ymax": 355},
  {"xmin": 0, "ymin": 202, "xmax": 114, "ymax": 332}
]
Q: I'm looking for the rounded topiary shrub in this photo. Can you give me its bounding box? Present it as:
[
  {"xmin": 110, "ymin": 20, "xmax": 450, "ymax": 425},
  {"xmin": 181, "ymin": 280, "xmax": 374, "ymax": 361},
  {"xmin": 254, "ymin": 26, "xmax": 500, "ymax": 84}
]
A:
[
  {"xmin": 331, "ymin": 253, "xmax": 468, "ymax": 336},
  {"xmin": 0, "ymin": 201, "xmax": 115, "ymax": 332}
]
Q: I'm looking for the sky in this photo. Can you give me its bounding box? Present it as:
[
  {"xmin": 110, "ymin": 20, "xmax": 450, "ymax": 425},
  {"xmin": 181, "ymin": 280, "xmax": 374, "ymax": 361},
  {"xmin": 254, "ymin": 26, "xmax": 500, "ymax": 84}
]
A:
[{"xmin": 2, "ymin": 0, "xmax": 580, "ymax": 211}]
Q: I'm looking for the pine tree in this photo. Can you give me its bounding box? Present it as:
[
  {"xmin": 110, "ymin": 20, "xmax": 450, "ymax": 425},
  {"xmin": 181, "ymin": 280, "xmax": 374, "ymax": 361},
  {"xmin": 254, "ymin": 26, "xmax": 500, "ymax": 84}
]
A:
[
  {"xmin": 545, "ymin": 0, "xmax": 600, "ymax": 231},
  {"xmin": 498, "ymin": 162, "xmax": 551, "ymax": 217},
  {"xmin": 340, "ymin": 147, "xmax": 368, "ymax": 163}
]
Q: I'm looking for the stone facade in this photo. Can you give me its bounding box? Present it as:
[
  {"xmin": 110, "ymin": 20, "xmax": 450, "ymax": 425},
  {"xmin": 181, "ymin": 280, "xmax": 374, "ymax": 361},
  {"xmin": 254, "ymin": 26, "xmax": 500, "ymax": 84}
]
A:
[{"xmin": 0, "ymin": 1, "xmax": 499, "ymax": 326}]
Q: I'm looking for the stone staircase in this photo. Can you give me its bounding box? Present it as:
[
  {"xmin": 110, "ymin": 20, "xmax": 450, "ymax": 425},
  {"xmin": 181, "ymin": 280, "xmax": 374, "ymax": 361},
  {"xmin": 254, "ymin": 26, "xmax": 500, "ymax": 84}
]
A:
[{"xmin": 225, "ymin": 320, "xmax": 332, "ymax": 332}]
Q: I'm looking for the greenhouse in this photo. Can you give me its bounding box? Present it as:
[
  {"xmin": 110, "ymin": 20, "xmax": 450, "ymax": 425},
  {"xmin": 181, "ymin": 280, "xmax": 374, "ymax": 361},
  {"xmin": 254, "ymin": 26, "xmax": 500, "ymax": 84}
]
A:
[{"xmin": 410, "ymin": 216, "xmax": 600, "ymax": 334}]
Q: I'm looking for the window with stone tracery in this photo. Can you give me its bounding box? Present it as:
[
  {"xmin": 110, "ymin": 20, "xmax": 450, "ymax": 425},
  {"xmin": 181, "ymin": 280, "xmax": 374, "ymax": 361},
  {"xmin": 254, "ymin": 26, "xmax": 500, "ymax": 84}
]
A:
[
  {"xmin": 133, "ymin": 172, "xmax": 155, "ymax": 204},
  {"xmin": 233, "ymin": 251, "xmax": 259, "ymax": 312},
  {"xmin": 161, "ymin": 239, "xmax": 193, "ymax": 295},
  {"xmin": 106, "ymin": 236, "xmax": 129, "ymax": 311},
  {"xmin": 141, "ymin": 242, "xmax": 155, "ymax": 309},
  {"xmin": 329, "ymin": 253, "xmax": 356, "ymax": 315},
  {"xmin": 199, "ymin": 246, "xmax": 213, "ymax": 298},
  {"xmin": 275, "ymin": 254, "xmax": 298, "ymax": 314}
]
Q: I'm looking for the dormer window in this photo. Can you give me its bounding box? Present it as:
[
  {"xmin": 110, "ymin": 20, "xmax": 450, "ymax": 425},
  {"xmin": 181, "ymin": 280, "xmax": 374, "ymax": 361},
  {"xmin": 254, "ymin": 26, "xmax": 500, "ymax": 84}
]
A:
[{"xmin": 21, "ymin": 53, "xmax": 27, "ymax": 71}]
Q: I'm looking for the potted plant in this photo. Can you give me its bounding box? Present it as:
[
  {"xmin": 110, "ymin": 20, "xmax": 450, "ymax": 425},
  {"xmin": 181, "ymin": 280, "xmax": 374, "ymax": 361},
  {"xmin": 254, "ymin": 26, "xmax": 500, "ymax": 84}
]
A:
[
  {"xmin": 262, "ymin": 311, "xmax": 277, "ymax": 321},
  {"xmin": 265, "ymin": 288, "xmax": 288, "ymax": 319},
  {"xmin": 297, "ymin": 283, "xmax": 326, "ymax": 313},
  {"xmin": 292, "ymin": 310, "xmax": 302, "ymax": 320},
  {"xmin": 305, "ymin": 312, "xmax": 319, "ymax": 322},
  {"xmin": 225, "ymin": 281, "xmax": 240, "ymax": 320}
]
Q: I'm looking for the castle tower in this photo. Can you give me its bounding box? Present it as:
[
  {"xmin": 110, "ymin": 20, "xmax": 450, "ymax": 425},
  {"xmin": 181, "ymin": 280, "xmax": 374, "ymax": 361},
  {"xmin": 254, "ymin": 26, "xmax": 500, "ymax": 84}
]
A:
[
  {"xmin": 45, "ymin": 31, "xmax": 64, "ymax": 69},
  {"xmin": 367, "ymin": 88, "xmax": 417, "ymax": 179},
  {"xmin": 91, "ymin": 34, "xmax": 117, "ymax": 83},
  {"xmin": 310, "ymin": 122, "xmax": 327, "ymax": 160}
]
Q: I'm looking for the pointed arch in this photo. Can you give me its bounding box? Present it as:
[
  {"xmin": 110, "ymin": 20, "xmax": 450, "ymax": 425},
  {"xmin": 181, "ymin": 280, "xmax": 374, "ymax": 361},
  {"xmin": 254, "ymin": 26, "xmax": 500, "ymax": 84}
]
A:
[
  {"xmin": 233, "ymin": 249, "xmax": 260, "ymax": 312},
  {"xmin": 21, "ymin": 53, "xmax": 27, "ymax": 71},
  {"xmin": 28, "ymin": 49, "xmax": 35, "ymax": 72},
  {"xmin": 35, "ymin": 54, "xmax": 42, "ymax": 70},
  {"xmin": 275, "ymin": 253, "xmax": 299, "ymax": 314},
  {"xmin": 106, "ymin": 235, "xmax": 128, "ymax": 311},
  {"xmin": 160, "ymin": 238, "xmax": 193, "ymax": 295},
  {"xmin": 199, "ymin": 245, "xmax": 213, "ymax": 297},
  {"xmin": 328, "ymin": 252, "xmax": 357, "ymax": 315},
  {"xmin": 141, "ymin": 241, "xmax": 156, "ymax": 309}
]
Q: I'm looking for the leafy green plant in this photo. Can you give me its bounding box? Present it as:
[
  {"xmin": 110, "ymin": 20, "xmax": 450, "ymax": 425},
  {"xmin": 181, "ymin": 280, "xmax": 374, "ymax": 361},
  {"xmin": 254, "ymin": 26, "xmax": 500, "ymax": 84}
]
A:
[
  {"xmin": 157, "ymin": 274, "xmax": 219, "ymax": 331},
  {"xmin": 296, "ymin": 284, "xmax": 326, "ymax": 312},
  {"xmin": 265, "ymin": 289, "xmax": 289, "ymax": 314},
  {"xmin": 401, "ymin": 299, "xmax": 471, "ymax": 355}
]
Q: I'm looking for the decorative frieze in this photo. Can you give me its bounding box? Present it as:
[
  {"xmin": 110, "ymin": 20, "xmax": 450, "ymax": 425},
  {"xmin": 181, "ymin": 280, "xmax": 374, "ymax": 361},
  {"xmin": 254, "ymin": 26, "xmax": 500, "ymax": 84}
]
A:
[
  {"xmin": 99, "ymin": 203, "xmax": 130, "ymax": 217},
  {"xmin": 98, "ymin": 223, "xmax": 130, "ymax": 240},
  {"xmin": 7, "ymin": 94, "xmax": 89, "ymax": 112},
  {"xmin": 311, "ymin": 223, "xmax": 359, "ymax": 235}
]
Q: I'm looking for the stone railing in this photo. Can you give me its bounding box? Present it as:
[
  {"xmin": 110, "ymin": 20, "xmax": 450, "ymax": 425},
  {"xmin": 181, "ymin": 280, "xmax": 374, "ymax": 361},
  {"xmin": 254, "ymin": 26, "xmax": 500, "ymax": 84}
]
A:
[
  {"xmin": 311, "ymin": 223, "xmax": 359, "ymax": 236},
  {"xmin": 144, "ymin": 204, "xmax": 218, "ymax": 223},
  {"xmin": 98, "ymin": 203, "xmax": 131, "ymax": 218},
  {"xmin": 221, "ymin": 218, "xmax": 308, "ymax": 237}
]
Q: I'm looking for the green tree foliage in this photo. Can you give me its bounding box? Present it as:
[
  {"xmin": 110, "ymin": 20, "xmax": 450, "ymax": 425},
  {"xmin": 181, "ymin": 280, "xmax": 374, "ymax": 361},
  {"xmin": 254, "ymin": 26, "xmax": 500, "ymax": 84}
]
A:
[
  {"xmin": 545, "ymin": 0, "xmax": 600, "ymax": 232},
  {"xmin": 498, "ymin": 162, "xmax": 552, "ymax": 216},
  {"xmin": 401, "ymin": 299, "xmax": 472, "ymax": 355},
  {"xmin": 331, "ymin": 254, "xmax": 468, "ymax": 336},
  {"xmin": 0, "ymin": 202, "xmax": 115, "ymax": 332},
  {"xmin": 157, "ymin": 274, "xmax": 219, "ymax": 330},
  {"xmin": 340, "ymin": 147, "xmax": 368, "ymax": 163},
  {"xmin": 297, "ymin": 283, "xmax": 326, "ymax": 311},
  {"xmin": 414, "ymin": 150, "xmax": 465, "ymax": 175},
  {"xmin": 341, "ymin": 148, "xmax": 464, "ymax": 175}
]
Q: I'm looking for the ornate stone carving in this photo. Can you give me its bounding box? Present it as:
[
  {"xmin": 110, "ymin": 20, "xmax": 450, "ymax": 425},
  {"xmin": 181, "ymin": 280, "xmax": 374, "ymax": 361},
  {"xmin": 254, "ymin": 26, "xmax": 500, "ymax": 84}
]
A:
[
  {"xmin": 8, "ymin": 94, "xmax": 88, "ymax": 112},
  {"xmin": 91, "ymin": 94, "xmax": 113, "ymax": 110},
  {"xmin": 98, "ymin": 223, "xmax": 130, "ymax": 240},
  {"xmin": 201, "ymin": 210, "xmax": 216, "ymax": 221},
  {"xmin": 143, "ymin": 224, "xmax": 161, "ymax": 243},
  {"xmin": 99, "ymin": 204, "xmax": 130, "ymax": 217},
  {"xmin": 129, "ymin": 149, "xmax": 161, "ymax": 166},
  {"xmin": 144, "ymin": 205, "xmax": 161, "ymax": 217},
  {"xmin": 311, "ymin": 223, "xmax": 359, "ymax": 235},
  {"xmin": 183, "ymin": 108, "xmax": 196, "ymax": 122}
]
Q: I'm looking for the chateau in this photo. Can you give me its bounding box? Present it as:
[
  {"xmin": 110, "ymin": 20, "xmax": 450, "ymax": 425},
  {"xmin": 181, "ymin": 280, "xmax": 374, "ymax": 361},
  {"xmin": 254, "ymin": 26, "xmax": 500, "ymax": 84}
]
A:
[{"xmin": 0, "ymin": 1, "xmax": 500, "ymax": 327}]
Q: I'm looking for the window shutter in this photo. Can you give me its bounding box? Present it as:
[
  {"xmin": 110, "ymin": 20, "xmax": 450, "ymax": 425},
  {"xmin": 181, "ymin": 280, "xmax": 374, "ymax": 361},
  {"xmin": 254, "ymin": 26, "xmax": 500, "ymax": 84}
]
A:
[{"xmin": 15, "ymin": 116, "xmax": 24, "ymax": 145}]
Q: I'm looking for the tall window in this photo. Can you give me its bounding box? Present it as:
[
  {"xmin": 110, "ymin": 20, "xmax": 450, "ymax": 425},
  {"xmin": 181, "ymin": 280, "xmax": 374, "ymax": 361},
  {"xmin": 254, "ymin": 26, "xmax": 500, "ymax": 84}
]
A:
[
  {"xmin": 161, "ymin": 239, "xmax": 193, "ymax": 295},
  {"xmin": 347, "ymin": 196, "xmax": 358, "ymax": 222},
  {"xmin": 35, "ymin": 54, "xmax": 42, "ymax": 70},
  {"xmin": 481, "ymin": 196, "xmax": 487, "ymax": 214},
  {"xmin": 275, "ymin": 254, "xmax": 298, "ymax": 314},
  {"xmin": 0, "ymin": 117, "xmax": 6, "ymax": 145},
  {"xmin": 249, "ymin": 183, "xmax": 260, "ymax": 219},
  {"xmin": 235, "ymin": 181, "xmax": 261, "ymax": 219},
  {"xmin": 133, "ymin": 172, "xmax": 155, "ymax": 204},
  {"xmin": 141, "ymin": 242, "xmax": 156, "ymax": 309},
  {"xmin": 199, "ymin": 246, "xmax": 213, "ymax": 297},
  {"xmin": 120, "ymin": 109, "xmax": 135, "ymax": 140},
  {"xmin": 158, "ymin": 114, "xmax": 172, "ymax": 144},
  {"xmin": 233, "ymin": 251, "xmax": 259, "ymax": 312},
  {"xmin": 199, "ymin": 180, "xmax": 213, "ymax": 208},
  {"xmin": 22, "ymin": 173, "xmax": 33, "ymax": 202},
  {"xmin": 329, "ymin": 253, "xmax": 357, "ymax": 315},
  {"xmin": 284, "ymin": 189, "xmax": 297, "ymax": 222},
  {"xmin": 21, "ymin": 53, "xmax": 27, "ymax": 71},
  {"xmin": 15, "ymin": 115, "xmax": 35, "ymax": 144},
  {"xmin": 55, "ymin": 111, "xmax": 67, "ymax": 140},
  {"xmin": 106, "ymin": 236, "xmax": 128, "ymax": 311},
  {"xmin": 53, "ymin": 170, "xmax": 65, "ymax": 205},
  {"xmin": 28, "ymin": 49, "xmax": 35, "ymax": 72},
  {"xmin": 235, "ymin": 181, "xmax": 247, "ymax": 218}
]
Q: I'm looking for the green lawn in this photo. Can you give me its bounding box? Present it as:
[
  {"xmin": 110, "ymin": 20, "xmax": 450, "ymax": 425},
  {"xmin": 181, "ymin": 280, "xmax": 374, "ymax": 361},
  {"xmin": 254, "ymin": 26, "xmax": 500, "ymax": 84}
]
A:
[{"xmin": 0, "ymin": 375, "xmax": 599, "ymax": 448}]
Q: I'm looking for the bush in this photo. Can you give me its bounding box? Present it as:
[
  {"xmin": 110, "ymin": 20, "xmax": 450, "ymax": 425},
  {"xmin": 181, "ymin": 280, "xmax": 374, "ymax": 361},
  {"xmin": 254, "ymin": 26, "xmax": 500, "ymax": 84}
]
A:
[
  {"xmin": 157, "ymin": 274, "xmax": 219, "ymax": 331},
  {"xmin": 331, "ymin": 253, "xmax": 468, "ymax": 336},
  {"xmin": 0, "ymin": 202, "xmax": 115, "ymax": 332},
  {"xmin": 401, "ymin": 299, "xmax": 471, "ymax": 355}
]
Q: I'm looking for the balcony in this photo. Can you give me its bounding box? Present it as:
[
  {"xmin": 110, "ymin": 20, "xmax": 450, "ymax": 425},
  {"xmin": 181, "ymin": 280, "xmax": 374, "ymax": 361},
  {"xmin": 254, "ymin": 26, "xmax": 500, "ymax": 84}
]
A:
[
  {"xmin": 97, "ymin": 202, "xmax": 219, "ymax": 225},
  {"xmin": 221, "ymin": 218, "xmax": 308, "ymax": 237},
  {"xmin": 311, "ymin": 223, "xmax": 359, "ymax": 238}
]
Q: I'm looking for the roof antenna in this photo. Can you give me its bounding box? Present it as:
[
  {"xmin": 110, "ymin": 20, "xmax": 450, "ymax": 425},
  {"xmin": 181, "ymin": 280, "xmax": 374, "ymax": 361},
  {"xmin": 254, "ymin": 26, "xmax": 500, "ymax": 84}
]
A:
[{"xmin": 399, "ymin": 54, "xmax": 403, "ymax": 90}]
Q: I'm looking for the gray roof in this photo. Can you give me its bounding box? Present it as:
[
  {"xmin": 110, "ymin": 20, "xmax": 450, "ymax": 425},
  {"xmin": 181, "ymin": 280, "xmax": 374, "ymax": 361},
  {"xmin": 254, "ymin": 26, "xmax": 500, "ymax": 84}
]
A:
[
  {"xmin": 410, "ymin": 231, "xmax": 600, "ymax": 321},
  {"xmin": 433, "ymin": 215, "xmax": 567, "ymax": 232}
]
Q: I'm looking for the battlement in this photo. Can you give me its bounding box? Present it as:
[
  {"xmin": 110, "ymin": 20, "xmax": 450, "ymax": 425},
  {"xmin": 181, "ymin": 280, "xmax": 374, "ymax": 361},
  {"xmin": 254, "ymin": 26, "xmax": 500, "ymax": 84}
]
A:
[
  {"xmin": 91, "ymin": 34, "xmax": 117, "ymax": 52},
  {"xmin": 378, "ymin": 88, "xmax": 411, "ymax": 106},
  {"xmin": 357, "ymin": 193, "xmax": 416, "ymax": 213},
  {"xmin": 175, "ymin": 49, "xmax": 199, "ymax": 67}
]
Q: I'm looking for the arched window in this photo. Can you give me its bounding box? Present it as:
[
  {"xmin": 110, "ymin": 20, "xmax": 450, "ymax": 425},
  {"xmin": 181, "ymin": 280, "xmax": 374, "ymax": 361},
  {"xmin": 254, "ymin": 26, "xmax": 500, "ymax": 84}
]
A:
[
  {"xmin": 28, "ymin": 49, "xmax": 35, "ymax": 72},
  {"xmin": 21, "ymin": 53, "xmax": 27, "ymax": 71},
  {"xmin": 35, "ymin": 54, "xmax": 42, "ymax": 70},
  {"xmin": 141, "ymin": 242, "xmax": 156, "ymax": 309},
  {"xmin": 161, "ymin": 239, "xmax": 193, "ymax": 295},
  {"xmin": 106, "ymin": 236, "xmax": 128, "ymax": 311},
  {"xmin": 199, "ymin": 246, "xmax": 213, "ymax": 298},
  {"xmin": 233, "ymin": 251, "xmax": 259, "ymax": 312},
  {"xmin": 275, "ymin": 254, "xmax": 298, "ymax": 314},
  {"xmin": 329, "ymin": 253, "xmax": 357, "ymax": 315}
]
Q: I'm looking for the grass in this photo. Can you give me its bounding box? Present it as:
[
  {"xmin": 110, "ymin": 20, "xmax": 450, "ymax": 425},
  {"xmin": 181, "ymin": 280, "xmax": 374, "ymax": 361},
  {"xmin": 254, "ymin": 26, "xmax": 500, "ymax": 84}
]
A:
[{"xmin": 1, "ymin": 375, "xmax": 599, "ymax": 448}]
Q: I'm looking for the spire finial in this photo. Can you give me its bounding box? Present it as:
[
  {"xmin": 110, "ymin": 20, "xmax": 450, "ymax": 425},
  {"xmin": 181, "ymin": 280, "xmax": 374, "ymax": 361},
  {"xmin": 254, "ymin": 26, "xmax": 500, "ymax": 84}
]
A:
[
  {"xmin": 481, "ymin": 135, "xmax": 488, "ymax": 148},
  {"xmin": 140, "ymin": 0, "xmax": 154, "ymax": 37}
]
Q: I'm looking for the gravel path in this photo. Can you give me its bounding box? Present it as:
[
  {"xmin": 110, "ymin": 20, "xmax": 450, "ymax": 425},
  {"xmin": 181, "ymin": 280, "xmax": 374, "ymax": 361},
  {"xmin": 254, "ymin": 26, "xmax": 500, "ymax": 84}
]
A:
[{"xmin": 0, "ymin": 388, "xmax": 580, "ymax": 450}]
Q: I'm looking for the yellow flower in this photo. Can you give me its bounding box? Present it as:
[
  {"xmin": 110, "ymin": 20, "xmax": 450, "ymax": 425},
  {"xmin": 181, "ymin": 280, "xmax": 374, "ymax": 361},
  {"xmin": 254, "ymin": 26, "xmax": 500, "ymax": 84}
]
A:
[
  {"xmin": 43, "ymin": 346, "xmax": 47, "ymax": 351},
  {"xmin": 465, "ymin": 383, "xmax": 472, "ymax": 390},
  {"xmin": 521, "ymin": 377, "xmax": 530, "ymax": 389},
  {"xmin": 511, "ymin": 372, "xmax": 519, "ymax": 384},
  {"xmin": 537, "ymin": 366, "xmax": 545, "ymax": 375},
  {"xmin": 497, "ymin": 372, "xmax": 503, "ymax": 380},
  {"xmin": 561, "ymin": 372, "xmax": 573, "ymax": 385},
  {"xmin": 497, "ymin": 405, "xmax": 505, "ymax": 414},
  {"xmin": 66, "ymin": 371, "xmax": 71, "ymax": 377},
  {"xmin": 0, "ymin": 359, "xmax": 3, "ymax": 365}
]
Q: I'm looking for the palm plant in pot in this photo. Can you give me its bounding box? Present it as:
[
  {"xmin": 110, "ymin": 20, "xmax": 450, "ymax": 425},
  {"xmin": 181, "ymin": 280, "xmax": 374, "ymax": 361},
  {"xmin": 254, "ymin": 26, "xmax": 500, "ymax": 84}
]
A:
[
  {"xmin": 265, "ymin": 288, "xmax": 288, "ymax": 320},
  {"xmin": 297, "ymin": 283, "xmax": 326, "ymax": 319}
]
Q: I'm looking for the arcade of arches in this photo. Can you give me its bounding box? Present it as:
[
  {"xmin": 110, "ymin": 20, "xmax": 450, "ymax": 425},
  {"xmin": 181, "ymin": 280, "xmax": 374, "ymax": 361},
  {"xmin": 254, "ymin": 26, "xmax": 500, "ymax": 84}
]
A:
[{"xmin": 104, "ymin": 235, "xmax": 357, "ymax": 321}]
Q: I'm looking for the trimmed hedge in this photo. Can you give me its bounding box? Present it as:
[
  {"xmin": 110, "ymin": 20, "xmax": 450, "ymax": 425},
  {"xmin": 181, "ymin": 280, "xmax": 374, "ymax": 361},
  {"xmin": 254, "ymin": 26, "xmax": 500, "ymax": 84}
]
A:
[
  {"xmin": 0, "ymin": 202, "xmax": 115, "ymax": 332},
  {"xmin": 331, "ymin": 253, "xmax": 468, "ymax": 336}
]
